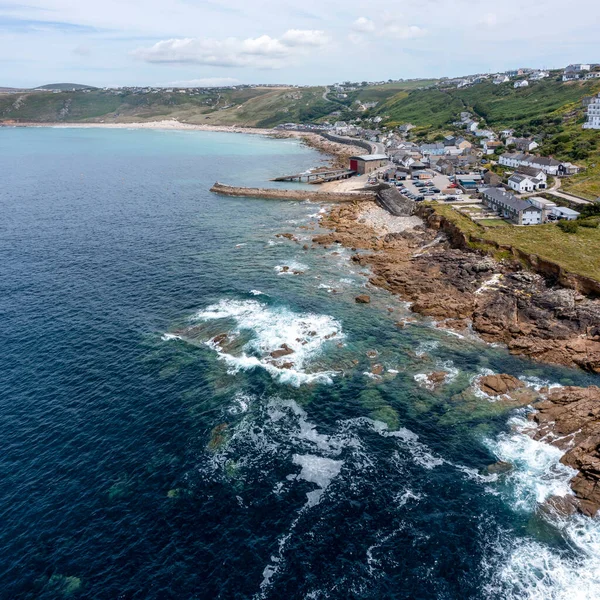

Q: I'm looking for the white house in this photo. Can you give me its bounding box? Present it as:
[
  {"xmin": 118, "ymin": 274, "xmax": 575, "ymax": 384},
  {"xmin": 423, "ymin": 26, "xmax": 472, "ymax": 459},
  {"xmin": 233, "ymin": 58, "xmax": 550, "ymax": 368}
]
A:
[
  {"xmin": 508, "ymin": 174, "xmax": 538, "ymax": 193},
  {"xmin": 514, "ymin": 80, "xmax": 529, "ymax": 88},
  {"xmin": 524, "ymin": 156, "xmax": 562, "ymax": 176},
  {"xmin": 499, "ymin": 152, "xmax": 530, "ymax": 168},
  {"xmin": 517, "ymin": 166, "xmax": 548, "ymax": 187},
  {"xmin": 530, "ymin": 197, "xmax": 557, "ymax": 222},
  {"xmin": 531, "ymin": 71, "xmax": 549, "ymax": 81},
  {"xmin": 493, "ymin": 75, "xmax": 510, "ymax": 85},
  {"xmin": 563, "ymin": 64, "xmax": 591, "ymax": 81},
  {"xmin": 583, "ymin": 93, "xmax": 600, "ymax": 130}
]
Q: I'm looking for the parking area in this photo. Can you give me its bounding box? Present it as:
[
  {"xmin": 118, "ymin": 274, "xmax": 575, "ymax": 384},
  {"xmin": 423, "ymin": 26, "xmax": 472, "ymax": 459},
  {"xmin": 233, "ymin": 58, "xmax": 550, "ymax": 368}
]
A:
[{"xmin": 389, "ymin": 172, "xmax": 461, "ymax": 202}]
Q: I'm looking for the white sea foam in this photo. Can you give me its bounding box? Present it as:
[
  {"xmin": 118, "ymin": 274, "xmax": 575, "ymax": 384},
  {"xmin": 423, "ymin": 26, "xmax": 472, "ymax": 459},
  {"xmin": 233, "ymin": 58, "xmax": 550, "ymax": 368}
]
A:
[
  {"xmin": 372, "ymin": 421, "xmax": 446, "ymax": 470},
  {"xmin": 161, "ymin": 333, "xmax": 181, "ymax": 341},
  {"xmin": 485, "ymin": 415, "xmax": 576, "ymax": 512},
  {"xmin": 194, "ymin": 299, "xmax": 344, "ymax": 386},
  {"xmin": 291, "ymin": 454, "xmax": 343, "ymax": 507},
  {"xmin": 228, "ymin": 393, "xmax": 252, "ymax": 415},
  {"xmin": 274, "ymin": 261, "xmax": 309, "ymax": 275},
  {"xmin": 480, "ymin": 414, "xmax": 600, "ymax": 600},
  {"xmin": 249, "ymin": 290, "xmax": 265, "ymax": 296},
  {"xmin": 483, "ymin": 521, "xmax": 600, "ymax": 600}
]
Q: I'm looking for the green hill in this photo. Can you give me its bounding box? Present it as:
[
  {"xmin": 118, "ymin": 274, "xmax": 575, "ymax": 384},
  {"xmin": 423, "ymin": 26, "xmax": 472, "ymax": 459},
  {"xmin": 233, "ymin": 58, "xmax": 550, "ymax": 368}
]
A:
[
  {"xmin": 36, "ymin": 83, "xmax": 98, "ymax": 91},
  {"xmin": 375, "ymin": 79, "xmax": 600, "ymax": 129}
]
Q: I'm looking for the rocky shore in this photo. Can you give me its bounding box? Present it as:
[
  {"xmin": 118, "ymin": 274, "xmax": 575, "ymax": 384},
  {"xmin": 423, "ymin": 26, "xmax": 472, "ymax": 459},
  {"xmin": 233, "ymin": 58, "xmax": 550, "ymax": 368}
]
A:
[
  {"xmin": 316, "ymin": 202, "xmax": 600, "ymax": 373},
  {"xmin": 313, "ymin": 201, "xmax": 600, "ymax": 516}
]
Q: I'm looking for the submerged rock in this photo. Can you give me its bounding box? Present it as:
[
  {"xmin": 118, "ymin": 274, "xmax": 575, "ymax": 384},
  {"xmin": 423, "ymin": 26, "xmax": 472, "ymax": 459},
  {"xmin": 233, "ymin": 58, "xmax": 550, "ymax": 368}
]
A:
[
  {"xmin": 479, "ymin": 374, "xmax": 525, "ymax": 397},
  {"xmin": 486, "ymin": 460, "xmax": 514, "ymax": 475}
]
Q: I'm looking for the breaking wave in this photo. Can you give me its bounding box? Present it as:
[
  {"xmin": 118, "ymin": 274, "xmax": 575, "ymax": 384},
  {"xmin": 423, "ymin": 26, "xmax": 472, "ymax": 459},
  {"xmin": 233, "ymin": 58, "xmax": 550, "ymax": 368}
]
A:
[{"xmin": 193, "ymin": 299, "xmax": 344, "ymax": 386}]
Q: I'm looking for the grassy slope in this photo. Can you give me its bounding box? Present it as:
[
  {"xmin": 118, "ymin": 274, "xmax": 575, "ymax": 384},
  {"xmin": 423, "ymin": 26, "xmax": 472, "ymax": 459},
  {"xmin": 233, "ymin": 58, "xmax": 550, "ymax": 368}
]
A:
[
  {"xmin": 377, "ymin": 79, "xmax": 600, "ymax": 127},
  {"xmin": 377, "ymin": 89, "xmax": 465, "ymax": 128},
  {"xmin": 431, "ymin": 204, "xmax": 600, "ymax": 281},
  {"xmin": 0, "ymin": 88, "xmax": 276, "ymax": 124}
]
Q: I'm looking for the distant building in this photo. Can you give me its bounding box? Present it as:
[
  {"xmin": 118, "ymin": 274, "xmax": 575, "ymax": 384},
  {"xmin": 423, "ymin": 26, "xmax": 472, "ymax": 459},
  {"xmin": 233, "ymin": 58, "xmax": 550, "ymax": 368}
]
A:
[
  {"xmin": 483, "ymin": 171, "xmax": 502, "ymax": 187},
  {"xmin": 483, "ymin": 140, "xmax": 503, "ymax": 155},
  {"xmin": 349, "ymin": 154, "xmax": 389, "ymax": 175},
  {"xmin": 420, "ymin": 143, "xmax": 445, "ymax": 156},
  {"xmin": 513, "ymin": 138, "xmax": 539, "ymax": 152},
  {"xmin": 551, "ymin": 206, "xmax": 580, "ymax": 221},
  {"xmin": 529, "ymin": 197, "xmax": 557, "ymax": 222},
  {"xmin": 583, "ymin": 93, "xmax": 600, "ymax": 130},
  {"xmin": 514, "ymin": 80, "xmax": 529, "ymax": 88},
  {"xmin": 508, "ymin": 173, "xmax": 540, "ymax": 193},
  {"xmin": 563, "ymin": 64, "xmax": 591, "ymax": 81},
  {"xmin": 516, "ymin": 166, "xmax": 548, "ymax": 187},
  {"xmin": 493, "ymin": 75, "xmax": 510, "ymax": 85},
  {"xmin": 482, "ymin": 188, "xmax": 542, "ymax": 225}
]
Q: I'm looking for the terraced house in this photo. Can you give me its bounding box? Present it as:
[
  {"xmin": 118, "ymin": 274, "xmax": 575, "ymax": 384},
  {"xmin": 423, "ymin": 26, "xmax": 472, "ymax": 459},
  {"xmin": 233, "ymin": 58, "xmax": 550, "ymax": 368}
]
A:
[{"xmin": 482, "ymin": 188, "xmax": 542, "ymax": 225}]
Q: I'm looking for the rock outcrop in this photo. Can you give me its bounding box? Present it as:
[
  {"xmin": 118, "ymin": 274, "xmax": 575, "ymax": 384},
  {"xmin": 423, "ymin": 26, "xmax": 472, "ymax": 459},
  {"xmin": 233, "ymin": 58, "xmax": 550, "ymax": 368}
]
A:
[
  {"xmin": 317, "ymin": 202, "xmax": 600, "ymax": 373},
  {"xmin": 530, "ymin": 386, "xmax": 600, "ymax": 516}
]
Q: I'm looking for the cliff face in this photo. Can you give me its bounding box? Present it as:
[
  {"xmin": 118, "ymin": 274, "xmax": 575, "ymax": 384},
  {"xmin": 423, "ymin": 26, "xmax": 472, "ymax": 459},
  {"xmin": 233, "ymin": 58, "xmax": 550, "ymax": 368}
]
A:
[{"xmin": 417, "ymin": 204, "xmax": 600, "ymax": 297}]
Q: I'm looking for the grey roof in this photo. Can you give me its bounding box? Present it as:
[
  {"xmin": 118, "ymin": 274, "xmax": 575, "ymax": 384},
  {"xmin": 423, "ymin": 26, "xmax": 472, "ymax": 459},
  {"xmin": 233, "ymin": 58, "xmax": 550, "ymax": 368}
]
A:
[
  {"xmin": 553, "ymin": 206, "xmax": 580, "ymax": 216},
  {"xmin": 501, "ymin": 152, "xmax": 529, "ymax": 161},
  {"xmin": 508, "ymin": 174, "xmax": 532, "ymax": 184},
  {"xmin": 482, "ymin": 187, "xmax": 541, "ymax": 212},
  {"xmin": 517, "ymin": 165, "xmax": 545, "ymax": 178},
  {"xmin": 351, "ymin": 154, "xmax": 388, "ymax": 161},
  {"xmin": 524, "ymin": 156, "xmax": 562, "ymax": 167}
]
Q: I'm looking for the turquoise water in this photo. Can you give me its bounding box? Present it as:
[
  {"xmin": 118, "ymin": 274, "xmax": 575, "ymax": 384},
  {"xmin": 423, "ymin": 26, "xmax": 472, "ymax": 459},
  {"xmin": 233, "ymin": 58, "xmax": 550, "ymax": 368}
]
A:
[{"xmin": 1, "ymin": 127, "xmax": 599, "ymax": 599}]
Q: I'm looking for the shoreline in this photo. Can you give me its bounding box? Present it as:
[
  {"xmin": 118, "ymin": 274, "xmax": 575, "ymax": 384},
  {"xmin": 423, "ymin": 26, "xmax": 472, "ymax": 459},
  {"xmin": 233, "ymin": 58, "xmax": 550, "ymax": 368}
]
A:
[
  {"xmin": 311, "ymin": 201, "xmax": 600, "ymax": 515},
  {"xmin": 1, "ymin": 119, "xmax": 365, "ymax": 172}
]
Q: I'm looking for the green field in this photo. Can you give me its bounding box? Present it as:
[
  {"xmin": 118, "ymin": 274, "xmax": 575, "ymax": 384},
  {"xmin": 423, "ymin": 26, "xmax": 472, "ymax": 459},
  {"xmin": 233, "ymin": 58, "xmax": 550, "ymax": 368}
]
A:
[{"xmin": 430, "ymin": 204, "xmax": 600, "ymax": 282}]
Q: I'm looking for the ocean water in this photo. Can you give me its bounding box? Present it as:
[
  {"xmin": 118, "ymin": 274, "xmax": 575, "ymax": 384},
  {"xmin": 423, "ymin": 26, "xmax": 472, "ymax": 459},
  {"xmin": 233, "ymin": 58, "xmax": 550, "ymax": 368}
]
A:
[{"xmin": 1, "ymin": 127, "xmax": 599, "ymax": 600}]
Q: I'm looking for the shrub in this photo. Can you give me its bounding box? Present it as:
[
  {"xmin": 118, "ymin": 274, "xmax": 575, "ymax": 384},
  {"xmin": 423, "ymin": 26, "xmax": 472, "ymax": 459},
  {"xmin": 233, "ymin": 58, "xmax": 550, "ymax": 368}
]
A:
[
  {"xmin": 558, "ymin": 220, "xmax": 579, "ymax": 233},
  {"xmin": 578, "ymin": 217, "xmax": 600, "ymax": 228}
]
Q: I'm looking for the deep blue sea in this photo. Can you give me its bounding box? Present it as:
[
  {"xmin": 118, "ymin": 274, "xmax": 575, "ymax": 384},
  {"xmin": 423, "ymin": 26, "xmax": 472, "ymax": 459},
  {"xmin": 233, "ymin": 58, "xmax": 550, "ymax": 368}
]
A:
[{"xmin": 1, "ymin": 127, "xmax": 599, "ymax": 600}]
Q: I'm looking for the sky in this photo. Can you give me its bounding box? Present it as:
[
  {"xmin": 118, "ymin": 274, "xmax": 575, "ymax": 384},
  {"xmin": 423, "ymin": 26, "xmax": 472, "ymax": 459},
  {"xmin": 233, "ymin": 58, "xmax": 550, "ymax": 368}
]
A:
[{"xmin": 1, "ymin": 0, "xmax": 599, "ymax": 88}]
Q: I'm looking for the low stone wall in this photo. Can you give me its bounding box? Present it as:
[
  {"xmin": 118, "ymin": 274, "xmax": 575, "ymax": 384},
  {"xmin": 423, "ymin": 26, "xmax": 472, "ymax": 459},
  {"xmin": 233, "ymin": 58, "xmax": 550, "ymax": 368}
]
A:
[
  {"xmin": 210, "ymin": 182, "xmax": 377, "ymax": 203},
  {"xmin": 318, "ymin": 132, "xmax": 374, "ymax": 154}
]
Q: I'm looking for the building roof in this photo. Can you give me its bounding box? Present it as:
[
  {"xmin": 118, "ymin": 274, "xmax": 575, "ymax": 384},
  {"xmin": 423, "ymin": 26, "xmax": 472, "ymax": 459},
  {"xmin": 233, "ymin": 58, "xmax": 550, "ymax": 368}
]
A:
[
  {"xmin": 517, "ymin": 165, "xmax": 545, "ymax": 178},
  {"xmin": 524, "ymin": 156, "xmax": 562, "ymax": 167},
  {"xmin": 508, "ymin": 174, "xmax": 533, "ymax": 184},
  {"xmin": 350, "ymin": 154, "xmax": 388, "ymax": 161},
  {"xmin": 553, "ymin": 206, "xmax": 580, "ymax": 216},
  {"xmin": 501, "ymin": 152, "xmax": 529, "ymax": 162},
  {"xmin": 482, "ymin": 187, "xmax": 540, "ymax": 212}
]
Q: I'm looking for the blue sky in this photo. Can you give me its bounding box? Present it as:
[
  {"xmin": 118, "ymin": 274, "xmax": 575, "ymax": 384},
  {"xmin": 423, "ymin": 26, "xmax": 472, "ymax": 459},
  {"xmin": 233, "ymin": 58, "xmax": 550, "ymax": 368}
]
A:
[{"xmin": 0, "ymin": 0, "xmax": 599, "ymax": 88}]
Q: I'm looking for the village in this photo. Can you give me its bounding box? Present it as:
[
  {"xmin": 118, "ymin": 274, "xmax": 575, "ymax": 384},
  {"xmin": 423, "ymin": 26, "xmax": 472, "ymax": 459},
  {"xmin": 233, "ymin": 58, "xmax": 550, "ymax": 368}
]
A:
[{"xmin": 275, "ymin": 63, "xmax": 600, "ymax": 229}]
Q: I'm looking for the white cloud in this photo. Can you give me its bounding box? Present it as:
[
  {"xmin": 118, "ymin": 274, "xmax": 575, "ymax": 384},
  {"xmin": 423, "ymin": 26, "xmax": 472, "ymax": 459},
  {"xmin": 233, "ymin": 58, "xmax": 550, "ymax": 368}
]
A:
[
  {"xmin": 280, "ymin": 29, "xmax": 329, "ymax": 47},
  {"xmin": 164, "ymin": 77, "xmax": 241, "ymax": 87},
  {"xmin": 350, "ymin": 16, "xmax": 427, "ymax": 41},
  {"xmin": 479, "ymin": 13, "xmax": 498, "ymax": 27},
  {"xmin": 382, "ymin": 22, "xmax": 427, "ymax": 40},
  {"xmin": 352, "ymin": 17, "xmax": 376, "ymax": 33},
  {"xmin": 132, "ymin": 29, "xmax": 330, "ymax": 69}
]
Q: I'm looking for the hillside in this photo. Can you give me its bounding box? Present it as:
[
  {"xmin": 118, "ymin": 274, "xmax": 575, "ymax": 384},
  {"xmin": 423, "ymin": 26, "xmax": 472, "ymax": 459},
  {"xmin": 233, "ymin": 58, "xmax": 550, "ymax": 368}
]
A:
[
  {"xmin": 36, "ymin": 83, "xmax": 98, "ymax": 91},
  {"xmin": 375, "ymin": 79, "xmax": 600, "ymax": 129}
]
